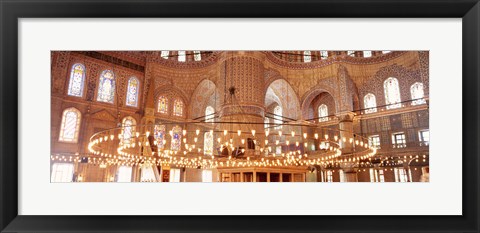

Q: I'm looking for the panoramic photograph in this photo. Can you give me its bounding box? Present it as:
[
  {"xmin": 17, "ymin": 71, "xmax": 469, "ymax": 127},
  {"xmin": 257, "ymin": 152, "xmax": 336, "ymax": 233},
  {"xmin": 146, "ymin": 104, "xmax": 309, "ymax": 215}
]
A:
[{"xmin": 50, "ymin": 50, "xmax": 429, "ymax": 182}]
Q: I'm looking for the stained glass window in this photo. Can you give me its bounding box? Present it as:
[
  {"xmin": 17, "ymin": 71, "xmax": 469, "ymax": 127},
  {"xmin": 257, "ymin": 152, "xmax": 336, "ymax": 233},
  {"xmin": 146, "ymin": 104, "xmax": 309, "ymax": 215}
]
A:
[
  {"xmin": 161, "ymin": 51, "xmax": 170, "ymax": 59},
  {"xmin": 154, "ymin": 124, "xmax": 166, "ymax": 150},
  {"xmin": 364, "ymin": 93, "xmax": 377, "ymax": 113},
  {"xmin": 205, "ymin": 106, "xmax": 214, "ymax": 123},
  {"xmin": 363, "ymin": 51, "xmax": 372, "ymax": 57},
  {"xmin": 59, "ymin": 108, "xmax": 81, "ymax": 142},
  {"xmin": 204, "ymin": 131, "xmax": 213, "ymax": 155},
  {"xmin": 171, "ymin": 125, "xmax": 182, "ymax": 151},
  {"xmin": 67, "ymin": 63, "xmax": 85, "ymax": 97},
  {"xmin": 303, "ymin": 51, "xmax": 312, "ymax": 63},
  {"xmin": 320, "ymin": 51, "xmax": 328, "ymax": 60},
  {"xmin": 384, "ymin": 77, "xmax": 401, "ymax": 109},
  {"xmin": 178, "ymin": 51, "xmax": 186, "ymax": 62},
  {"xmin": 126, "ymin": 77, "xmax": 139, "ymax": 107},
  {"xmin": 157, "ymin": 96, "xmax": 168, "ymax": 114},
  {"xmin": 173, "ymin": 99, "xmax": 184, "ymax": 117},
  {"xmin": 194, "ymin": 51, "xmax": 202, "ymax": 61},
  {"xmin": 273, "ymin": 105, "xmax": 282, "ymax": 129},
  {"xmin": 122, "ymin": 117, "xmax": 136, "ymax": 144},
  {"xmin": 97, "ymin": 70, "xmax": 116, "ymax": 103},
  {"xmin": 410, "ymin": 82, "xmax": 426, "ymax": 105},
  {"xmin": 318, "ymin": 104, "xmax": 328, "ymax": 122}
]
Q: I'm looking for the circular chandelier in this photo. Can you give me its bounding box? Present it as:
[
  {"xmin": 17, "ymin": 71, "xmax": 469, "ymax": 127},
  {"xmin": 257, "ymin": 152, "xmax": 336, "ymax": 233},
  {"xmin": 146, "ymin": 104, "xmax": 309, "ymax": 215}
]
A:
[{"xmin": 82, "ymin": 120, "xmax": 376, "ymax": 169}]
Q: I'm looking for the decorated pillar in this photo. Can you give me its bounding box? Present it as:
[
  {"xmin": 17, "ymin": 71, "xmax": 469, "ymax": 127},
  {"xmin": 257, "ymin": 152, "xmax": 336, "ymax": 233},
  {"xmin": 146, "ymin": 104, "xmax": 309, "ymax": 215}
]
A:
[{"xmin": 218, "ymin": 52, "xmax": 266, "ymax": 157}]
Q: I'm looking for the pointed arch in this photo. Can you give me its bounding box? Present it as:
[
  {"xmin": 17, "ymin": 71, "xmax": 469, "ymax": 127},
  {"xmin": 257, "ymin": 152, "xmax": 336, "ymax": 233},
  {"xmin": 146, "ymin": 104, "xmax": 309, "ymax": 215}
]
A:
[
  {"xmin": 384, "ymin": 77, "xmax": 401, "ymax": 109},
  {"xmin": 125, "ymin": 77, "xmax": 140, "ymax": 107},
  {"xmin": 173, "ymin": 99, "xmax": 184, "ymax": 117},
  {"xmin": 121, "ymin": 116, "xmax": 136, "ymax": 144},
  {"xmin": 364, "ymin": 93, "xmax": 377, "ymax": 113},
  {"xmin": 170, "ymin": 125, "xmax": 182, "ymax": 151},
  {"xmin": 97, "ymin": 70, "xmax": 116, "ymax": 103},
  {"xmin": 59, "ymin": 107, "xmax": 81, "ymax": 143},
  {"xmin": 318, "ymin": 104, "xmax": 328, "ymax": 122},
  {"xmin": 410, "ymin": 82, "xmax": 426, "ymax": 105},
  {"xmin": 67, "ymin": 63, "xmax": 86, "ymax": 97}
]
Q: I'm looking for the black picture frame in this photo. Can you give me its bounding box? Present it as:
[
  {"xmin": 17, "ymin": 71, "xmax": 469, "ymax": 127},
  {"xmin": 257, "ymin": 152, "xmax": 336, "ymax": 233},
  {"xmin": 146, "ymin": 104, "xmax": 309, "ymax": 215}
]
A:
[{"xmin": 1, "ymin": 0, "xmax": 479, "ymax": 232}]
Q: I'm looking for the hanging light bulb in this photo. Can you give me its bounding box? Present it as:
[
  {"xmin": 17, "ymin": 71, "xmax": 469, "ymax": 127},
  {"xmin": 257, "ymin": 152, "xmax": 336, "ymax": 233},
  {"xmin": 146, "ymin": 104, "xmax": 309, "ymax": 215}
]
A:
[
  {"xmin": 295, "ymin": 141, "xmax": 299, "ymax": 147},
  {"xmin": 275, "ymin": 140, "xmax": 279, "ymax": 145},
  {"xmin": 265, "ymin": 139, "xmax": 269, "ymax": 145},
  {"xmin": 241, "ymin": 139, "xmax": 245, "ymax": 144},
  {"xmin": 314, "ymin": 133, "xmax": 318, "ymax": 139},
  {"xmin": 303, "ymin": 133, "xmax": 307, "ymax": 139},
  {"xmin": 237, "ymin": 130, "xmax": 241, "ymax": 136},
  {"xmin": 265, "ymin": 130, "xmax": 270, "ymax": 137},
  {"xmin": 136, "ymin": 132, "xmax": 140, "ymax": 138},
  {"xmin": 286, "ymin": 140, "xmax": 290, "ymax": 145},
  {"xmin": 291, "ymin": 131, "xmax": 295, "ymax": 137},
  {"xmin": 334, "ymin": 135, "xmax": 338, "ymax": 141},
  {"xmin": 196, "ymin": 129, "xmax": 200, "ymax": 136},
  {"xmin": 224, "ymin": 130, "xmax": 228, "ymax": 136},
  {"xmin": 343, "ymin": 137, "xmax": 347, "ymax": 142},
  {"xmin": 278, "ymin": 131, "xmax": 282, "ymax": 137},
  {"xmin": 324, "ymin": 134, "xmax": 329, "ymax": 140},
  {"xmin": 217, "ymin": 138, "xmax": 221, "ymax": 143},
  {"xmin": 183, "ymin": 138, "xmax": 187, "ymax": 143},
  {"xmin": 194, "ymin": 137, "xmax": 198, "ymax": 143},
  {"xmin": 251, "ymin": 129, "xmax": 256, "ymax": 136}
]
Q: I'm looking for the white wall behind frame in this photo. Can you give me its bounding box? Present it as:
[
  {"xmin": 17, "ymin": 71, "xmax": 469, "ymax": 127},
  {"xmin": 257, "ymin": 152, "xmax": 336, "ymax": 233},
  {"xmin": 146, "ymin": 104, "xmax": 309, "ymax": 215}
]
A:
[{"xmin": 19, "ymin": 18, "xmax": 461, "ymax": 215}]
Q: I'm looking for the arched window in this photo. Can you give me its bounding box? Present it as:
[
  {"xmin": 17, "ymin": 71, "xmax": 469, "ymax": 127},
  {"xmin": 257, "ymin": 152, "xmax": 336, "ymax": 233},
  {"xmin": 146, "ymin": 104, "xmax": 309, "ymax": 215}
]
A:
[
  {"xmin": 363, "ymin": 51, "xmax": 372, "ymax": 57},
  {"xmin": 204, "ymin": 131, "xmax": 213, "ymax": 155},
  {"xmin": 205, "ymin": 106, "xmax": 215, "ymax": 123},
  {"xmin": 67, "ymin": 63, "xmax": 86, "ymax": 97},
  {"xmin": 125, "ymin": 77, "xmax": 139, "ymax": 107},
  {"xmin": 303, "ymin": 51, "xmax": 312, "ymax": 63},
  {"xmin": 170, "ymin": 125, "xmax": 182, "ymax": 151},
  {"xmin": 318, "ymin": 104, "xmax": 328, "ymax": 122},
  {"xmin": 173, "ymin": 99, "xmax": 184, "ymax": 117},
  {"xmin": 194, "ymin": 51, "xmax": 202, "ymax": 61},
  {"xmin": 364, "ymin": 93, "xmax": 377, "ymax": 113},
  {"xmin": 384, "ymin": 77, "xmax": 402, "ymax": 109},
  {"xmin": 154, "ymin": 125, "xmax": 166, "ymax": 150},
  {"xmin": 97, "ymin": 70, "xmax": 116, "ymax": 103},
  {"xmin": 121, "ymin": 117, "xmax": 136, "ymax": 144},
  {"xmin": 347, "ymin": 51, "xmax": 355, "ymax": 57},
  {"xmin": 273, "ymin": 105, "xmax": 282, "ymax": 129},
  {"xmin": 157, "ymin": 96, "xmax": 168, "ymax": 114},
  {"xmin": 410, "ymin": 82, "xmax": 426, "ymax": 105},
  {"xmin": 161, "ymin": 51, "xmax": 169, "ymax": 59},
  {"xmin": 59, "ymin": 108, "xmax": 81, "ymax": 142},
  {"xmin": 178, "ymin": 51, "xmax": 186, "ymax": 62}
]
